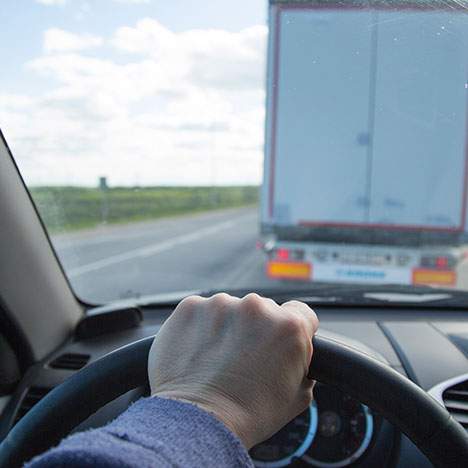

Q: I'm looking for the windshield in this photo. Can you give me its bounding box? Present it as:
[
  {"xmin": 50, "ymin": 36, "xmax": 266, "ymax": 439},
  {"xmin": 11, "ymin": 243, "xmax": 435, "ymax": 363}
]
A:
[{"xmin": 2, "ymin": 0, "xmax": 468, "ymax": 304}]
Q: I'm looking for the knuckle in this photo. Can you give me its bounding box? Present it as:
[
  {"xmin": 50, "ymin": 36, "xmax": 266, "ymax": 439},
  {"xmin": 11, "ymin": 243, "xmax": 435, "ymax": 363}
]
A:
[
  {"xmin": 282, "ymin": 300, "xmax": 303, "ymax": 308},
  {"xmin": 210, "ymin": 292, "xmax": 232, "ymax": 308},
  {"xmin": 309, "ymin": 308, "xmax": 319, "ymax": 328},
  {"xmin": 279, "ymin": 315, "xmax": 309, "ymax": 353},
  {"xmin": 242, "ymin": 293, "xmax": 265, "ymax": 314},
  {"xmin": 281, "ymin": 314, "xmax": 306, "ymax": 338},
  {"xmin": 177, "ymin": 295, "xmax": 203, "ymax": 314},
  {"xmin": 282, "ymin": 302, "xmax": 319, "ymax": 334}
]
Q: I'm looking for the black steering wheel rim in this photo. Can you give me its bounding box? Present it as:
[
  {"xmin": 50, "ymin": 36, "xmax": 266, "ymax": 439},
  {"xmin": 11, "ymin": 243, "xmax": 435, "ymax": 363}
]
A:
[{"xmin": 1, "ymin": 335, "xmax": 467, "ymax": 467}]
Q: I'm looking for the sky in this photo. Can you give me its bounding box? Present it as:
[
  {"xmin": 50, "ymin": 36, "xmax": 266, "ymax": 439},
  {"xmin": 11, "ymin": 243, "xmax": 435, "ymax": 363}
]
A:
[{"xmin": 0, "ymin": 0, "xmax": 268, "ymax": 187}]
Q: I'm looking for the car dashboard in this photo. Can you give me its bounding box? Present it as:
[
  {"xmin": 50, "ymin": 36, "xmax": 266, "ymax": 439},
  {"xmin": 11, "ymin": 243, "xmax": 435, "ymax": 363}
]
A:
[{"xmin": 0, "ymin": 305, "xmax": 467, "ymax": 467}]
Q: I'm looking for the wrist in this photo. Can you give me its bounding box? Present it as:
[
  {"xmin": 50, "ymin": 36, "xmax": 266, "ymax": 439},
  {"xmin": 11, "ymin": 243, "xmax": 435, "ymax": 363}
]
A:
[{"xmin": 151, "ymin": 390, "xmax": 253, "ymax": 448}]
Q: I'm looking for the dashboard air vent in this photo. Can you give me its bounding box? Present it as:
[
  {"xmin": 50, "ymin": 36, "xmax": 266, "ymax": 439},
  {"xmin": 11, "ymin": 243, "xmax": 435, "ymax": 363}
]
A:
[
  {"xmin": 442, "ymin": 379, "xmax": 468, "ymax": 431},
  {"xmin": 50, "ymin": 353, "xmax": 90, "ymax": 370},
  {"xmin": 14, "ymin": 386, "xmax": 51, "ymax": 424}
]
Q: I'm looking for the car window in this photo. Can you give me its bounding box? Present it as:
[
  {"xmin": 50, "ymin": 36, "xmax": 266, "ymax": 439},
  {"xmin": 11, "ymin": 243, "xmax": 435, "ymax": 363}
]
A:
[{"xmin": 1, "ymin": 0, "xmax": 468, "ymax": 304}]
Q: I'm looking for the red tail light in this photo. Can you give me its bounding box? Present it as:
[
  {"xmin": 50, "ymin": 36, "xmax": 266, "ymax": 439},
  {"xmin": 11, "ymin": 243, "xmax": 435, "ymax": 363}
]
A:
[
  {"xmin": 435, "ymin": 256, "xmax": 448, "ymax": 269},
  {"xmin": 276, "ymin": 248, "xmax": 290, "ymax": 260}
]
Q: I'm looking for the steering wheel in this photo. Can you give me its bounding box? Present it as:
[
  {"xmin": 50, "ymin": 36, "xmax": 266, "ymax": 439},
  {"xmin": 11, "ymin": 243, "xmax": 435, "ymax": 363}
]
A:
[{"xmin": 0, "ymin": 336, "xmax": 467, "ymax": 467}]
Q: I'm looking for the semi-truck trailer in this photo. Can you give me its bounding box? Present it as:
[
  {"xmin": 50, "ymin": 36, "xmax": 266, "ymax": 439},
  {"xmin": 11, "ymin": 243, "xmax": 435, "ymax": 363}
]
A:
[{"xmin": 261, "ymin": 0, "xmax": 468, "ymax": 286}]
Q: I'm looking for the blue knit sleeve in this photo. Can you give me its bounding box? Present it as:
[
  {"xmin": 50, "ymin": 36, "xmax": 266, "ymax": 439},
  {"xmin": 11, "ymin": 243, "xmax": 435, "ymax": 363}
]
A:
[{"xmin": 25, "ymin": 397, "xmax": 254, "ymax": 468}]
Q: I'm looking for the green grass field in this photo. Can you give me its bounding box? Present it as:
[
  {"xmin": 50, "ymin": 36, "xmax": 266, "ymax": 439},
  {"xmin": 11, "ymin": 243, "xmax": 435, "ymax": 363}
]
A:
[{"xmin": 30, "ymin": 186, "xmax": 259, "ymax": 233}]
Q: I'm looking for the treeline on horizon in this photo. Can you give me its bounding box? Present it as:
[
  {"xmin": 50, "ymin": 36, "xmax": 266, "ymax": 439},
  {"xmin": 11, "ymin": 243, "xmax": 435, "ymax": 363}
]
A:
[{"xmin": 30, "ymin": 185, "xmax": 259, "ymax": 232}]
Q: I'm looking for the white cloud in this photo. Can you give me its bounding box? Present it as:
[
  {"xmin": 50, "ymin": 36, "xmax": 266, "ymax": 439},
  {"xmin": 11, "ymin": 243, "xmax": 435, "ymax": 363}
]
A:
[
  {"xmin": 1, "ymin": 20, "xmax": 267, "ymax": 186},
  {"xmin": 44, "ymin": 28, "xmax": 103, "ymax": 53},
  {"xmin": 36, "ymin": 0, "xmax": 150, "ymax": 5},
  {"xmin": 112, "ymin": 19, "xmax": 267, "ymax": 90},
  {"xmin": 35, "ymin": 0, "xmax": 68, "ymax": 5},
  {"xmin": 113, "ymin": 0, "xmax": 151, "ymax": 3}
]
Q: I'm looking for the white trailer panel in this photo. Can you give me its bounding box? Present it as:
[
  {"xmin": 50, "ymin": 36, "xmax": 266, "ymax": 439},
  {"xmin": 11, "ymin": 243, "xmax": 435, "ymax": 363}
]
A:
[
  {"xmin": 370, "ymin": 10, "xmax": 468, "ymax": 229},
  {"xmin": 263, "ymin": 3, "xmax": 468, "ymax": 234},
  {"xmin": 266, "ymin": 7, "xmax": 374, "ymax": 226}
]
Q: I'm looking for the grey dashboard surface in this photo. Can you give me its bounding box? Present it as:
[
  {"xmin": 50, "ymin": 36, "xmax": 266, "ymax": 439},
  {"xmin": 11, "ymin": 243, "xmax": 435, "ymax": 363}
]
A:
[
  {"xmin": 379, "ymin": 322, "xmax": 468, "ymax": 389},
  {"xmin": 19, "ymin": 306, "xmax": 468, "ymax": 395}
]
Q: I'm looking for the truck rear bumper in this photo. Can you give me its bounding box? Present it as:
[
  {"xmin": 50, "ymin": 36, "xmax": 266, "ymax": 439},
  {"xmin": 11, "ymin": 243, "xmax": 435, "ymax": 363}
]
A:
[
  {"xmin": 264, "ymin": 241, "xmax": 459, "ymax": 287},
  {"xmin": 266, "ymin": 259, "xmax": 457, "ymax": 286}
]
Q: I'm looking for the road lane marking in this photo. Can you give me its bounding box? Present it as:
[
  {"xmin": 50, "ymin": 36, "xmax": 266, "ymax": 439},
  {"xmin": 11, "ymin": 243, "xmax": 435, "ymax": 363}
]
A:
[
  {"xmin": 67, "ymin": 216, "xmax": 251, "ymax": 278},
  {"xmin": 53, "ymin": 207, "xmax": 256, "ymax": 250}
]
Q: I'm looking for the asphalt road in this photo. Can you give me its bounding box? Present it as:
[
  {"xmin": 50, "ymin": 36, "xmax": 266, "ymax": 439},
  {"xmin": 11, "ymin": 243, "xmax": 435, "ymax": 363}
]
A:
[
  {"xmin": 52, "ymin": 206, "xmax": 468, "ymax": 305},
  {"xmin": 52, "ymin": 206, "xmax": 273, "ymax": 304}
]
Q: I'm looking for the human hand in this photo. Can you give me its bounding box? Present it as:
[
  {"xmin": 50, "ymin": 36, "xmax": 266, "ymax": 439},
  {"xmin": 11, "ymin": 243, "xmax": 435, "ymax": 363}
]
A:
[{"xmin": 147, "ymin": 293, "xmax": 319, "ymax": 448}]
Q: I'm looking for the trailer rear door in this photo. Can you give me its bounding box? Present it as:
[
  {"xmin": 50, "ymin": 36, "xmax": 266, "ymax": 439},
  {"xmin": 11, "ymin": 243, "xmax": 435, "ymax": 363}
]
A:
[
  {"xmin": 265, "ymin": 7, "xmax": 374, "ymax": 226},
  {"xmin": 369, "ymin": 10, "xmax": 468, "ymax": 230}
]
